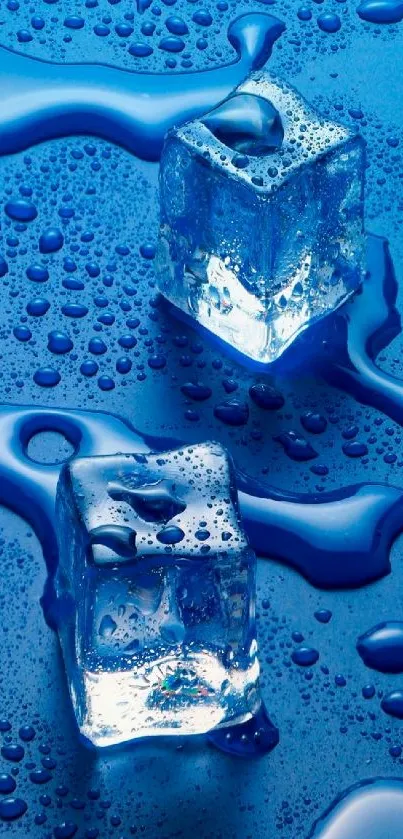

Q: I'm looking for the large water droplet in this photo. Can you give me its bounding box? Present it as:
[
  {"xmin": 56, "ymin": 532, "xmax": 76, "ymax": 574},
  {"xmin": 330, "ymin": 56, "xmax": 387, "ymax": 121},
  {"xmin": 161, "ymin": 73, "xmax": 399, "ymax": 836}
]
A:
[{"xmin": 357, "ymin": 621, "xmax": 403, "ymax": 673}]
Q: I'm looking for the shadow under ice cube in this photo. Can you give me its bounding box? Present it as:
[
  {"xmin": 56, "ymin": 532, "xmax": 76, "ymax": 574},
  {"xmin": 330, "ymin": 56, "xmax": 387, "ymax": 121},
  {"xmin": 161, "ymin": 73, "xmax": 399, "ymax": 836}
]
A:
[
  {"xmin": 157, "ymin": 71, "xmax": 366, "ymax": 364},
  {"xmin": 55, "ymin": 442, "xmax": 260, "ymax": 747}
]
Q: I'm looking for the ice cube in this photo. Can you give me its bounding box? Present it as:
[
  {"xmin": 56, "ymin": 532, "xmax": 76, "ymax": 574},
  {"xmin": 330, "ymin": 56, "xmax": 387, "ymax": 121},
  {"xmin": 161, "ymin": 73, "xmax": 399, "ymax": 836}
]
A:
[
  {"xmin": 157, "ymin": 71, "xmax": 366, "ymax": 364},
  {"xmin": 55, "ymin": 442, "xmax": 260, "ymax": 747}
]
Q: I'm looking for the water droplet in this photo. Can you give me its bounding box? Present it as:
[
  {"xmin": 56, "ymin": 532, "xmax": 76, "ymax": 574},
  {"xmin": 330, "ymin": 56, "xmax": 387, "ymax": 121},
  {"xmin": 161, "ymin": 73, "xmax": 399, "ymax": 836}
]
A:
[
  {"xmin": 358, "ymin": 622, "xmax": 403, "ymax": 672},
  {"xmin": 214, "ymin": 398, "xmax": 249, "ymax": 425},
  {"xmin": 292, "ymin": 646, "xmax": 319, "ymax": 666},
  {"xmin": 357, "ymin": 0, "xmax": 403, "ymax": 24},
  {"xmin": 0, "ymin": 798, "xmax": 27, "ymax": 821},
  {"xmin": 5, "ymin": 199, "xmax": 37, "ymax": 222}
]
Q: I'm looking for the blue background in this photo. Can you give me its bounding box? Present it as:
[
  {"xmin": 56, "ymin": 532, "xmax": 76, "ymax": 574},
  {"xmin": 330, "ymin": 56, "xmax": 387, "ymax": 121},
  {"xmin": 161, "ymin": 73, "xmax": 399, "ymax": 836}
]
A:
[{"xmin": 1, "ymin": 0, "xmax": 403, "ymax": 836}]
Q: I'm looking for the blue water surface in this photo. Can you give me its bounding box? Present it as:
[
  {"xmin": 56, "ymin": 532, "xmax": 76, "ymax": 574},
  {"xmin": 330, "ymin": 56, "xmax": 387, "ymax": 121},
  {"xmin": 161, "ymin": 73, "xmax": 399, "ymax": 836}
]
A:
[{"xmin": 1, "ymin": 0, "xmax": 403, "ymax": 836}]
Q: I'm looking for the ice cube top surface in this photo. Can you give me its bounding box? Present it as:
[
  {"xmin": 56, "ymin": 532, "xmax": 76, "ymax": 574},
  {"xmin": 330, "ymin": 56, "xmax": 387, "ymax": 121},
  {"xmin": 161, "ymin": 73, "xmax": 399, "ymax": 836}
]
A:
[
  {"xmin": 61, "ymin": 440, "xmax": 248, "ymax": 566},
  {"xmin": 172, "ymin": 73, "xmax": 354, "ymax": 191},
  {"xmin": 157, "ymin": 70, "xmax": 366, "ymax": 365}
]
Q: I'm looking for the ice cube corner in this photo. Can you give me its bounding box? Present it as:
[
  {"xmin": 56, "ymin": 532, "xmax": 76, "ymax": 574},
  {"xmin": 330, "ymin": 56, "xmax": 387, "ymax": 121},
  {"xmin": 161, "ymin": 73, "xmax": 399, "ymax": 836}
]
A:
[
  {"xmin": 54, "ymin": 441, "xmax": 260, "ymax": 747},
  {"xmin": 157, "ymin": 70, "xmax": 366, "ymax": 364}
]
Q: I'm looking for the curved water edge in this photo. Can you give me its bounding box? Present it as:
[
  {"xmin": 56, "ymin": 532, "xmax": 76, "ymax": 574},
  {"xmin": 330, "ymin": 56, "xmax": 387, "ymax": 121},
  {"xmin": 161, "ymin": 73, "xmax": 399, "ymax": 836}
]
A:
[
  {"xmin": 0, "ymin": 14, "xmax": 284, "ymax": 160},
  {"xmin": 308, "ymin": 778, "xmax": 403, "ymax": 838},
  {"xmin": 314, "ymin": 236, "xmax": 403, "ymax": 426}
]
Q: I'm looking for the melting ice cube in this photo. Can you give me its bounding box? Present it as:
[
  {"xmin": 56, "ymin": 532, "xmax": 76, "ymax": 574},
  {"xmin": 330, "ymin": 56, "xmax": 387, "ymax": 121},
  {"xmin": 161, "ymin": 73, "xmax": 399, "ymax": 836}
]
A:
[
  {"xmin": 157, "ymin": 71, "xmax": 366, "ymax": 364},
  {"xmin": 55, "ymin": 442, "xmax": 260, "ymax": 747}
]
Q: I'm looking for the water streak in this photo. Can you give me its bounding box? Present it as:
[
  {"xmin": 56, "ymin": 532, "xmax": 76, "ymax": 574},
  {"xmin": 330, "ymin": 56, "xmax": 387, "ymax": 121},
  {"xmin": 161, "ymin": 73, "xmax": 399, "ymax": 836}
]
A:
[
  {"xmin": 316, "ymin": 236, "xmax": 403, "ymax": 427},
  {"xmin": 0, "ymin": 14, "xmax": 284, "ymax": 161},
  {"xmin": 0, "ymin": 403, "xmax": 400, "ymax": 601}
]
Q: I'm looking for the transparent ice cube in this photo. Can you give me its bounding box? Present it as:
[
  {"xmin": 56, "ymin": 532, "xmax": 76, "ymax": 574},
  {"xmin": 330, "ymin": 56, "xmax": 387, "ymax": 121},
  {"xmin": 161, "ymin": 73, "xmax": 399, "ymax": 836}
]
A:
[
  {"xmin": 55, "ymin": 442, "xmax": 260, "ymax": 747},
  {"xmin": 157, "ymin": 71, "xmax": 366, "ymax": 364}
]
